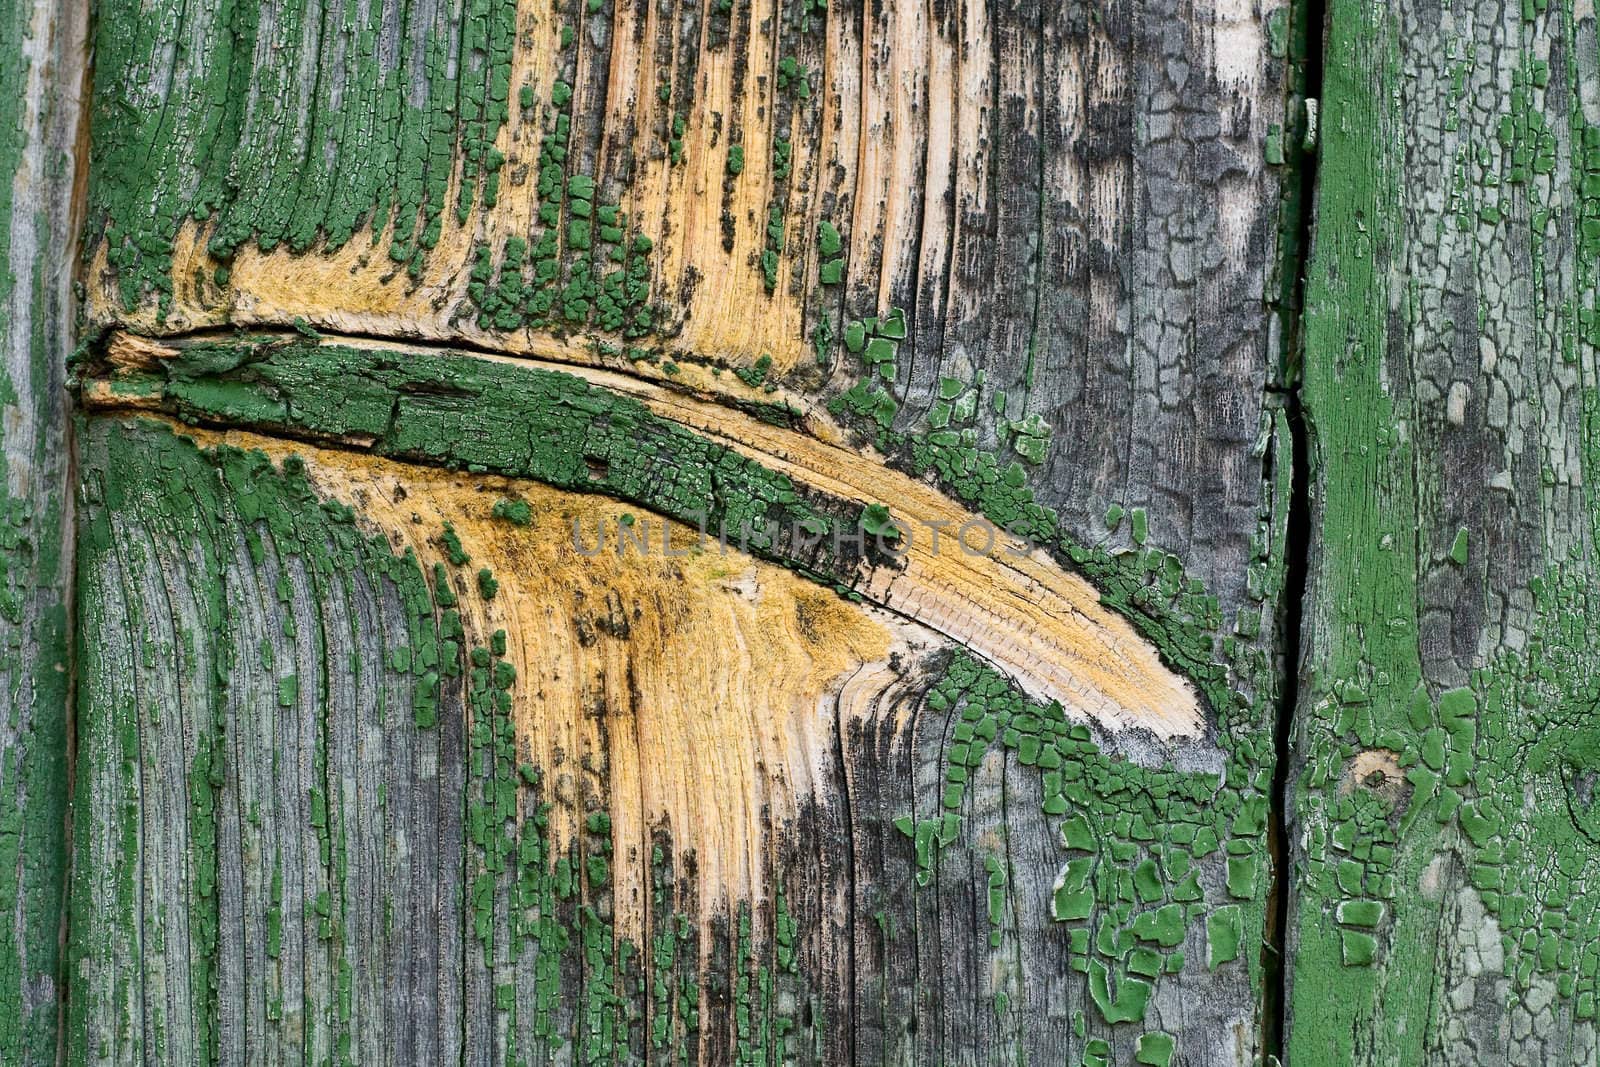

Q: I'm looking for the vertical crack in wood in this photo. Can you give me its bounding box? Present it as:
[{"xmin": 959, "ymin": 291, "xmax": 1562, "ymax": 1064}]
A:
[
  {"xmin": 1263, "ymin": 0, "xmax": 1324, "ymax": 1057},
  {"xmin": 1265, "ymin": 326, "xmax": 1313, "ymax": 1067},
  {"xmin": 58, "ymin": 14, "xmax": 97, "ymax": 1062},
  {"xmin": 1, "ymin": 0, "xmax": 95, "ymax": 1060}
]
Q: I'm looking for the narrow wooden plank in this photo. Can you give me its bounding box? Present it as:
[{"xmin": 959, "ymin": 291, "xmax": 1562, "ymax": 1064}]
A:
[
  {"xmin": 1289, "ymin": 0, "xmax": 1600, "ymax": 1060},
  {"xmin": 1, "ymin": 0, "xmax": 86, "ymax": 1060}
]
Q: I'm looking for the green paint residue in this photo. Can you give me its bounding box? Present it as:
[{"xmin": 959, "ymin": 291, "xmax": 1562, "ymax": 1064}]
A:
[
  {"xmin": 458, "ymin": 28, "xmax": 661, "ymax": 344},
  {"xmin": 113, "ymin": 336, "xmax": 852, "ymax": 580},
  {"xmin": 491, "ymin": 497, "xmax": 533, "ymax": 526},
  {"xmin": 902, "ymin": 646, "xmax": 1274, "ymax": 1042},
  {"xmin": 838, "ymin": 288, "xmax": 1289, "ymax": 1053},
  {"xmin": 90, "ymin": 0, "xmax": 522, "ymax": 313}
]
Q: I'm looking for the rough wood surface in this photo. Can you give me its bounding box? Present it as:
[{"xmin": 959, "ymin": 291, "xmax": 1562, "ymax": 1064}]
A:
[
  {"xmin": 73, "ymin": 415, "xmax": 946, "ymax": 1064},
  {"xmin": 72, "ymin": 323, "xmax": 1281, "ymax": 1063},
  {"xmin": 26, "ymin": 0, "xmax": 1600, "ymax": 1058},
  {"xmin": 60, "ymin": 0, "xmax": 1305, "ymax": 1063},
  {"xmin": 0, "ymin": 0, "xmax": 85, "ymax": 1060},
  {"xmin": 1284, "ymin": 0, "xmax": 1600, "ymax": 1061}
]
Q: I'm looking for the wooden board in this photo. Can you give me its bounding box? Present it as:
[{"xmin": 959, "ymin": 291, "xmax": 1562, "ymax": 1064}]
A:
[
  {"xmin": 1285, "ymin": 0, "xmax": 1600, "ymax": 1061},
  {"xmin": 0, "ymin": 0, "xmax": 86, "ymax": 1061},
  {"xmin": 59, "ymin": 0, "xmax": 1304, "ymax": 1062},
  {"xmin": 71, "ymin": 325, "xmax": 1283, "ymax": 1063},
  {"xmin": 12, "ymin": 0, "xmax": 1600, "ymax": 1058}
]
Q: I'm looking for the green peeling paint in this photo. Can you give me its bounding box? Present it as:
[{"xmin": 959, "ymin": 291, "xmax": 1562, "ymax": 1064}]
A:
[
  {"xmin": 93, "ymin": 337, "xmax": 893, "ymax": 619},
  {"xmin": 1289, "ymin": 0, "xmax": 1600, "ymax": 1056},
  {"xmin": 90, "ymin": 0, "xmax": 522, "ymax": 311}
]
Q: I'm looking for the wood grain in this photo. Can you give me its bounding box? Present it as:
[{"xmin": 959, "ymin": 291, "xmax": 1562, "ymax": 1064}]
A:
[
  {"xmin": 81, "ymin": 0, "xmax": 1296, "ymax": 633},
  {"xmin": 90, "ymin": 329, "xmax": 1212, "ymax": 744}
]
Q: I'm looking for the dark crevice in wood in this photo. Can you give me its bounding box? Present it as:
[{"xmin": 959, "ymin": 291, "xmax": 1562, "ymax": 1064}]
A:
[
  {"xmin": 1263, "ymin": 0, "xmax": 1325, "ymax": 1057},
  {"xmin": 1265, "ymin": 323, "xmax": 1312, "ymax": 1067},
  {"xmin": 57, "ymin": 0, "xmax": 99, "ymax": 1055}
]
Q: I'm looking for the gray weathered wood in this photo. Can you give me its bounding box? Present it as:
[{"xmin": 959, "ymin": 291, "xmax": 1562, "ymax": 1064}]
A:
[
  {"xmin": 1, "ymin": 0, "xmax": 86, "ymax": 1059},
  {"xmin": 1287, "ymin": 0, "xmax": 1600, "ymax": 1062}
]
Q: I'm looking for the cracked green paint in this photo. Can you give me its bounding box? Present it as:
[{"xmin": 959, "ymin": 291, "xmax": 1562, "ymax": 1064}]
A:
[
  {"xmin": 90, "ymin": 0, "xmax": 522, "ymax": 312},
  {"xmin": 459, "ymin": 24, "xmax": 659, "ymax": 343},
  {"xmin": 88, "ymin": 325, "xmax": 1291, "ymax": 1058},
  {"xmin": 96, "ymin": 335, "xmax": 856, "ymax": 579},
  {"xmin": 1287, "ymin": 0, "xmax": 1600, "ymax": 1058},
  {"xmin": 820, "ymin": 290, "xmax": 1291, "ymax": 1059},
  {"xmin": 903, "ymin": 650, "xmax": 1267, "ymax": 1052}
]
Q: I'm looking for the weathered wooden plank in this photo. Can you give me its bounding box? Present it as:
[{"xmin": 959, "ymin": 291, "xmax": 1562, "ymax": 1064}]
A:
[
  {"xmin": 1, "ymin": 0, "xmax": 85, "ymax": 1060},
  {"xmin": 86, "ymin": 330, "xmax": 1210, "ymax": 739},
  {"xmin": 69, "ymin": 0, "xmax": 1306, "ymax": 1062},
  {"xmin": 1288, "ymin": 0, "xmax": 1600, "ymax": 1060}
]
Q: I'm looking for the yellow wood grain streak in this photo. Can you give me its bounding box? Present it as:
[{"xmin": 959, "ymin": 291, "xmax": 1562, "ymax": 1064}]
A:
[
  {"xmin": 130, "ymin": 417, "xmax": 940, "ymax": 937},
  {"xmin": 626, "ymin": 386, "xmax": 1206, "ymax": 739},
  {"xmin": 92, "ymin": 328, "xmax": 1206, "ymax": 741}
]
